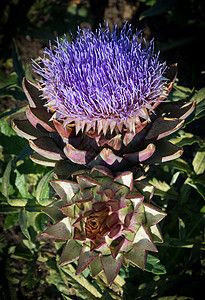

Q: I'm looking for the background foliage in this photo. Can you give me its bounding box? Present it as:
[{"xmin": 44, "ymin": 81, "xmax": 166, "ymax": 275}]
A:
[{"xmin": 0, "ymin": 0, "xmax": 204, "ymax": 299}]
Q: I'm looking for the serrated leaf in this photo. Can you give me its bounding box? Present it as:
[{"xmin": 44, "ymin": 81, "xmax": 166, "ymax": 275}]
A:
[
  {"xmin": 145, "ymin": 254, "xmax": 167, "ymax": 275},
  {"xmin": 192, "ymin": 146, "xmax": 205, "ymax": 175},
  {"xmin": 19, "ymin": 208, "xmax": 30, "ymax": 240},
  {"xmin": 61, "ymin": 264, "xmax": 102, "ymax": 299}
]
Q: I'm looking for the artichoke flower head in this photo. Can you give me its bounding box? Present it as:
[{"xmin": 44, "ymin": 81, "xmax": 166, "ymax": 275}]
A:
[
  {"xmin": 12, "ymin": 23, "xmax": 195, "ymax": 172},
  {"xmin": 43, "ymin": 166, "xmax": 166, "ymax": 285},
  {"xmin": 33, "ymin": 23, "xmax": 167, "ymax": 134}
]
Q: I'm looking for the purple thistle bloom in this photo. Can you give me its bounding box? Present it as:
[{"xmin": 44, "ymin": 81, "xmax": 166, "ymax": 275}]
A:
[{"xmin": 33, "ymin": 23, "xmax": 167, "ymax": 133}]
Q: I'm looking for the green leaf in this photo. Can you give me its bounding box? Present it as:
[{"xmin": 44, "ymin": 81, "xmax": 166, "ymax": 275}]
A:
[
  {"xmin": 192, "ymin": 146, "xmax": 205, "ymax": 175},
  {"xmin": 186, "ymin": 178, "xmax": 205, "ymax": 199},
  {"xmin": 4, "ymin": 212, "xmax": 19, "ymax": 230},
  {"xmin": 12, "ymin": 39, "xmax": 25, "ymax": 86},
  {"xmin": 19, "ymin": 208, "xmax": 30, "ymax": 240},
  {"xmin": 14, "ymin": 145, "xmax": 33, "ymax": 164},
  {"xmin": 145, "ymin": 254, "xmax": 167, "ymax": 275},
  {"xmin": 0, "ymin": 106, "xmax": 26, "ymax": 120},
  {"xmin": 35, "ymin": 213, "xmax": 48, "ymax": 232},
  {"xmin": 0, "ymin": 203, "xmax": 44, "ymax": 213},
  {"xmin": 11, "ymin": 246, "xmax": 36, "ymax": 261},
  {"xmin": 0, "ymin": 119, "xmax": 27, "ymax": 155},
  {"xmin": 169, "ymin": 131, "xmax": 203, "ymax": 147},
  {"xmin": 194, "ymin": 87, "xmax": 205, "ymax": 104},
  {"xmin": 178, "ymin": 217, "xmax": 186, "ymax": 240},
  {"xmin": 2, "ymin": 160, "xmax": 12, "ymax": 200},
  {"xmin": 0, "ymin": 118, "xmax": 16, "ymax": 137},
  {"xmin": 167, "ymin": 85, "xmax": 193, "ymax": 102},
  {"xmin": 140, "ymin": 0, "xmax": 180, "ymax": 19},
  {"xmin": 187, "ymin": 88, "xmax": 205, "ymax": 123},
  {"xmin": 61, "ymin": 264, "xmax": 102, "ymax": 299},
  {"xmin": 167, "ymin": 158, "xmax": 192, "ymax": 175},
  {"xmin": 14, "ymin": 169, "xmax": 32, "ymax": 199},
  {"xmin": 35, "ymin": 170, "xmax": 54, "ymax": 206},
  {"xmin": 8, "ymin": 198, "xmax": 28, "ymax": 207},
  {"xmin": 149, "ymin": 177, "xmax": 178, "ymax": 199},
  {"xmin": 0, "ymin": 71, "xmax": 18, "ymax": 87},
  {"xmin": 0, "ymin": 84, "xmax": 25, "ymax": 101}
]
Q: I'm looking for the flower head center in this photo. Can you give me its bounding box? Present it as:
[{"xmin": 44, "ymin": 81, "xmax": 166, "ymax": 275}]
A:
[
  {"xmin": 85, "ymin": 207, "xmax": 110, "ymax": 238},
  {"xmin": 33, "ymin": 23, "xmax": 167, "ymax": 134}
]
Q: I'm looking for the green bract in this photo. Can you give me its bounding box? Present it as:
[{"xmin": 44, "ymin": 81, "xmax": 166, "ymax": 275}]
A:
[{"xmin": 42, "ymin": 166, "xmax": 166, "ymax": 285}]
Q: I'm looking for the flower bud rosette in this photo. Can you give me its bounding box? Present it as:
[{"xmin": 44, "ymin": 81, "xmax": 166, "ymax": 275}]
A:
[
  {"xmin": 12, "ymin": 24, "xmax": 195, "ymax": 173},
  {"xmin": 42, "ymin": 165, "xmax": 166, "ymax": 285}
]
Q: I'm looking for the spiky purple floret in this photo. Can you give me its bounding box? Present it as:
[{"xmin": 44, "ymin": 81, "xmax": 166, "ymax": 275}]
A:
[{"xmin": 33, "ymin": 23, "xmax": 167, "ymax": 125}]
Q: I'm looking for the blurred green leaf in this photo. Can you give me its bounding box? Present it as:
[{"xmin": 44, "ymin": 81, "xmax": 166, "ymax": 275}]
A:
[
  {"xmin": 150, "ymin": 177, "xmax": 178, "ymax": 199},
  {"xmin": 12, "ymin": 39, "xmax": 25, "ymax": 86},
  {"xmin": 4, "ymin": 212, "xmax": 19, "ymax": 230},
  {"xmin": 169, "ymin": 131, "xmax": 203, "ymax": 147},
  {"xmin": 0, "ymin": 119, "xmax": 27, "ymax": 155},
  {"xmin": 61, "ymin": 264, "xmax": 102, "ymax": 299},
  {"xmin": 178, "ymin": 217, "xmax": 186, "ymax": 239},
  {"xmin": 0, "ymin": 106, "xmax": 26, "ymax": 120},
  {"xmin": 7, "ymin": 198, "xmax": 28, "ymax": 207},
  {"xmin": 0, "ymin": 119, "xmax": 16, "ymax": 137},
  {"xmin": 11, "ymin": 245, "xmax": 36, "ymax": 261},
  {"xmin": 186, "ymin": 88, "xmax": 205, "ymax": 123},
  {"xmin": 167, "ymin": 158, "xmax": 192, "ymax": 175},
  {"xmin": 35, "ymin": 170, "xmax": 54, "ymax": 206},
  {"xmin": 14, "ymin": 145, "xmax": 33, "ymax": 164},
  {"xmin": 0, "ymin": 84, "xmax": 25, "ymax": 101},
  {"xmin": 192, "ymin": 146, "xmax": 205, "ymax": 175},
  {"xmin": 2, "ymin": 160, "xmax": 12, "ymax": 200},
  {"xmin": 186, "ymin": 178, "xmax": 205, "ymax": 199},
  {"xmin": 35, "ymin": 213, "xmax": 48, "ymax": 232},
  {"xmin": 145, "ymin": 254, "xmax": 167, "ymax": 275},
  {"xmin": 19, "ymin": 208, "xmax": 30, "ymax": 240},
  {"xmin": 0, "ymin": 71, "xmax": 18, "ymax": 87},
  {"xmin": 14, "ymin": 169, "xmax": 32, "ymax": 199},
  {"xmin": 167, "ymin": 85, "xmax": 193, "ymax": 102},
  {"xmin": 0, "ymin": 202, "xmax": 44, "ymax": 213},
  {"xmin": 140, "ymin": 0, "xmax": 180, "ymax": 19},
  {"xmin": 21, "ymin": 262, "xmax": 40, "ymax": 289}
]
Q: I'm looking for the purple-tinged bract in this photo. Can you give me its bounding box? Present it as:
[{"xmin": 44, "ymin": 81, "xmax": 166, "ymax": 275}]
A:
[
  {"xmin": 33, "ymin": 24, "xmax": 167, "ymax": 132},
  {"xmin": 12, "ymin": 23, "xmax": 196, "ymax": 171},
  {"xmin": 42, "ymin": 166, "xmax": 166, "ymax": 285}
]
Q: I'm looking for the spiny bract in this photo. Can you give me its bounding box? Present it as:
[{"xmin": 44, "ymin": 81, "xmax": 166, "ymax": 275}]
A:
[{"xmin": 42, "ymin": 165, "xmax": 166, "ymax": 285}]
